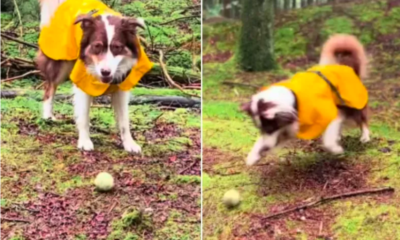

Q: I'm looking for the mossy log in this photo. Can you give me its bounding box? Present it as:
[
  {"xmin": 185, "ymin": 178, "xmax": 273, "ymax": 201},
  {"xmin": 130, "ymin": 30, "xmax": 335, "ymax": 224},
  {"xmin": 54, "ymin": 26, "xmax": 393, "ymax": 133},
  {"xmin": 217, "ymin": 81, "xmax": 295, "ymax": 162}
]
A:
[
  {"xmin": 1, "ymin": 90, "xmax": 200, "ymax": 108},
  {"xmin": 143, "ymin": 63, "xmax": 200, "ymax": 85}
]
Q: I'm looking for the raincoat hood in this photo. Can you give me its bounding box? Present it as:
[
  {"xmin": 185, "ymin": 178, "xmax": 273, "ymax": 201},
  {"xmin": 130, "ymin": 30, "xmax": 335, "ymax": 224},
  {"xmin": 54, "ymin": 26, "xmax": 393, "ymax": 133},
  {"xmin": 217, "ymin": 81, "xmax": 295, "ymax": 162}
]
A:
[
  {"xmin": 38, "ymin": 0, "xmax": 153, "ymax": 96},
  {"xmin": 261, "ymin": 65, "xmax": 368, "ymax": 140}
]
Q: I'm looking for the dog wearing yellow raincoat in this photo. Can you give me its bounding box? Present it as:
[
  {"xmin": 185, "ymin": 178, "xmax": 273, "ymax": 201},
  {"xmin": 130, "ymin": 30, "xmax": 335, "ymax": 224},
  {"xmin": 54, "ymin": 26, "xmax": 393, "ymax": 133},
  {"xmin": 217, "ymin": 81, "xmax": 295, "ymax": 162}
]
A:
[
  {"xmin": 35, "ymin": 0, "xmax": 153, "ymax": 153},
  {"xmin": 241, "ymin": 34, "xmax": 370, "ymax": 166}
]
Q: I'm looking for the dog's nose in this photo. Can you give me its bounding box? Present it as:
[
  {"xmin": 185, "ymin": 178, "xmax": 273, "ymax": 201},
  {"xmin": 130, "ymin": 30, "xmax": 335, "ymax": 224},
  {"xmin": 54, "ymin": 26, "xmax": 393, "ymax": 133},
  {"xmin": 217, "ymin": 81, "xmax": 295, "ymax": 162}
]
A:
[{"xmin": 101, "ymin": 69, "xmax": 111, "ymax": 77}]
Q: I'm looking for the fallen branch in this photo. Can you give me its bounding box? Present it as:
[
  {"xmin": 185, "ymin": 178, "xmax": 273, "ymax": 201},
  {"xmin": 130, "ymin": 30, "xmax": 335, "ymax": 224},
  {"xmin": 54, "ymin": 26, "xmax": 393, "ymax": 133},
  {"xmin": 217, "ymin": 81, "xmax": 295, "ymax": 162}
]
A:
[
  {"xmin": 0, "ymin": 55, "xmax": 200, "ymax": 86},
  {"xmin": 0, "ymin": 90, "xmax": 200, "ymax": 108},
  {"xmin": 1, "ymin": 217, "xmax": 31, "ymax": 224},
  {"xmin": 1, "ymin": 70, "xmax": 40, "ymax": 83},
  {"xmin": 158, "ymin": 50, "xmax": 199, "ymax": 97},
  {"xmin": 160, "ymin": 15, "xmax": 200, "ymax": 25},
  {"xmin": 179, "ymin": 160, "xmax": 198, "ymax": 174},
  {"xmin": 1, "ymin": 33, "xmax": 38, "ymax": 49},
  {"xmin": 148, "ymin": 63, "xmax": 200, "ymax": 84},
  {"xmin": 262, "ymin": 187, "xmax": 394, "ymax": 220}
]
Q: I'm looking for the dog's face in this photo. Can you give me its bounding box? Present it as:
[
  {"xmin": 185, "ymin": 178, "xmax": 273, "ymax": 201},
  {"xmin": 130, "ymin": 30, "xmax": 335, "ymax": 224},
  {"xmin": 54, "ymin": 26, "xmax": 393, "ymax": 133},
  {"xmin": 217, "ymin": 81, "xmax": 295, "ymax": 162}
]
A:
[
  {"xmin": 74, "ymin": 14, "xmax": 145, "ymax": 84},
  {"xmin": 241, "ymin": 87, "xmax": 299, "ymax": 135}
]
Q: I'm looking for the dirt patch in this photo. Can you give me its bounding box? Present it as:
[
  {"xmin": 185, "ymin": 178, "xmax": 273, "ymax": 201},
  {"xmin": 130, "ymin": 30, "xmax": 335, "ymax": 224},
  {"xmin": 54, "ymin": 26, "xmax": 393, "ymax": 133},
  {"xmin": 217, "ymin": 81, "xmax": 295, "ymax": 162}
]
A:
[
  {"xmin": 143, "ymin": 122, "xmax": 182, "ymax": 142},
  {"xmin": 171, "ymin": 129, "xmax": 201, "ymax": 176},
  {"xmin": 203, "ymin": 51, "xmax": 233, "ymax": 63},
  {"xmin": 202, "ymin": 147, "xmax": 244, "ymax": 175},
  {"xmin": 230, "ymin": 207, "xmax": 337, "ymax": 239},
  {"xmin": 255, "ymin": 154, "xmax": 370, "ymax": 196}
]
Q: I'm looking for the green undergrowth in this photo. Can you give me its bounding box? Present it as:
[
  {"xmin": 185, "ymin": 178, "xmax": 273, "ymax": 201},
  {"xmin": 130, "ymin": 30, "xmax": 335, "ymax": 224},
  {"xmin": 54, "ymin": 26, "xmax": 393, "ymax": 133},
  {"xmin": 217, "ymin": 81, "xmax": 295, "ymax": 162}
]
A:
[
  {"xmin": 203, "ymin": 0, "xmax": 400, "ymax": 239},
  {"xmin": 333, "ymin": 202, "xmax": 400, "ymax": 240},
  {"xmin": 1, "ymin": 0, "xmax": 200, "ymax": 69},
  {"xmin": 1, "ymin": 87, "xmax": 200, "ymax": 238}
]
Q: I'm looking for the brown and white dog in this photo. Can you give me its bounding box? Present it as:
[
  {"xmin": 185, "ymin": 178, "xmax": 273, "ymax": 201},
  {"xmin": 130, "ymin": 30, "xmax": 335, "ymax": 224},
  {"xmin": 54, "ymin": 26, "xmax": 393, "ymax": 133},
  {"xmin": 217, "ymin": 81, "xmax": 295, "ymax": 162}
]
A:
[
  {"xmin": 242, "ymin": 35, "xmax": 370, "ymax": 166},
  {"xmin": 35, "ymin": 0, "xmax": 146, "ymax": 153}
]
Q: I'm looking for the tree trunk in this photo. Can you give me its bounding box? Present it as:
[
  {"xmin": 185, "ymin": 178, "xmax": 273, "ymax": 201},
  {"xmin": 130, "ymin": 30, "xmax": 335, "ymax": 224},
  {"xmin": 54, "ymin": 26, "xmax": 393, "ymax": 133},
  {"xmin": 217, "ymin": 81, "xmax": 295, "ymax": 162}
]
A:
[
  {"xmin": 284, "ymin": 0, "xmax": 290, "ymax": 9},
  {"xmin": 238, "ymin": 0, "xmax": 276, "ymax": 72}
]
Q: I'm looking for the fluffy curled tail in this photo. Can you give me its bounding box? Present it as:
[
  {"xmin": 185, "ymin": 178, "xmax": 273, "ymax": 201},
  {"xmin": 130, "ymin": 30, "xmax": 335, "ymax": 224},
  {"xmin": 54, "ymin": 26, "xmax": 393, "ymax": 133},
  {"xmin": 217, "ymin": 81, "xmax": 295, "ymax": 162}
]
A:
[
  {"xmin": 319, "ymin": 34, "xmax": 368, "ymax": 79},
  {"xmin": 39, "ymin": 0, "xmax": 67, "ymax": 29}
]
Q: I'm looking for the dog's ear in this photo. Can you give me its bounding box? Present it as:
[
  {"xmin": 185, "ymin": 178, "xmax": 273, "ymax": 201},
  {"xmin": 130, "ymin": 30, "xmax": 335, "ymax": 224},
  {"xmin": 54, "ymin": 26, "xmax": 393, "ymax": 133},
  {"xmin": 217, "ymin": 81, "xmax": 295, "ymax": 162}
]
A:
[
  {"xmin": 240, "ymin": 101, "xmax": 252, "ymax": 115},
  {"xmin": 275, "ymin": 112, "xmax": 297, "ymax": 128},
  {"xmin": 74, "ymin": 10, "xmax": 98, "ymax": 30},
  {"xmin": 122, "ymin": 17, "xmax": 145, "ymax": 34}
]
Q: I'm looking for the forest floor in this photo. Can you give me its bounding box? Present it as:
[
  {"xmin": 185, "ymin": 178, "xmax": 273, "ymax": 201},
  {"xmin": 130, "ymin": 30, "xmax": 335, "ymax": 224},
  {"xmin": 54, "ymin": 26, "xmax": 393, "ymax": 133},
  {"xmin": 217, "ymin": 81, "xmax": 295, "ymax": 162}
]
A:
[
  {"xmin": 203, "ymin": 1, "xmax": 400, "ymax": 239},
  {"xmin": 1, "ymin": 0, "xmax": 201, "ymax": 239}
]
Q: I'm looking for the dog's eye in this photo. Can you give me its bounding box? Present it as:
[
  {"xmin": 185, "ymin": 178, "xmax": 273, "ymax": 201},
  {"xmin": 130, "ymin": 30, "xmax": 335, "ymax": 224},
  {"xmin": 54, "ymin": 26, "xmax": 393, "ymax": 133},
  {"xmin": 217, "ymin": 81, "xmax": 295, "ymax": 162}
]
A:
[
  {"xmin": 111, "ymin": 44, "xmax": 123, "ymax": 54},
  {"xmin": 92, "ymin": 43, "xmax": 103, "ymax": 54}
]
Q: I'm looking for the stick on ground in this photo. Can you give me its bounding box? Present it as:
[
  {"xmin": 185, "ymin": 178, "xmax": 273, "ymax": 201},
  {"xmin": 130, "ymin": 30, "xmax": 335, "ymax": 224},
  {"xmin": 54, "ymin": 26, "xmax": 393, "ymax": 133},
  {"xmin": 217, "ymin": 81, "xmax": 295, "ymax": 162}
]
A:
[
  {"xmin": 0, "ymin": 33, "xmax": 38, "ymax": 49},
  {"xmin": 1, "ymin": 217, "xmax": 31, "ymax": 224},
  {"xmin": 262, "ymin": 187, "xmax": 394, "ymax": 220},
  {"xmin": 158, "ymin": 50, "xmax": 199, "ymax": 98},
  {"xmin": 0, "ymin": 90, "xmax": 200, "ymax": 108},
  {"xmin": 1, "ymin": 70, "xmax": 40, "ymax": 83}
]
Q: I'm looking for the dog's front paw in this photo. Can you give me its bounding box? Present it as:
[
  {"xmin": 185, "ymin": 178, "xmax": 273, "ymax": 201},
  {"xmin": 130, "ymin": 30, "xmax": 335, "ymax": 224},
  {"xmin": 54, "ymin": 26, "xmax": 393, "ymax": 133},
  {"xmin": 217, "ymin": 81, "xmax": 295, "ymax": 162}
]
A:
[
  {"xmin": 360, "ymin": 134, "xmax": 370, "ymax": 143},
  {"xmin": 325, "ymin": 144, "xmax": 344, "ymax": 155},
  {"xmin": 43, "ymin": 113, "xmax": 57, "ymax": 121},
  {"xmin": 78, "ymin": 138, "xmax": 94, "ymax": 151},
  {"xmin": 123, "ymin": 140, "xmax": 141, "ymax": 154},
  {"xmin": 246, "ymin": 153, "xmax": 260, "ymax": 166}
]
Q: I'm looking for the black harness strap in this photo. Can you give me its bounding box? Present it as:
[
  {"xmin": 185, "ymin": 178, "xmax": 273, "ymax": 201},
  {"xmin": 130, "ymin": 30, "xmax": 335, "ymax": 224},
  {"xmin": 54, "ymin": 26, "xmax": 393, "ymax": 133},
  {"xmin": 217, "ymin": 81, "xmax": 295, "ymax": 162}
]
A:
[{"xmin": 309, "ymin": 71, "xmax": 346, "ymax": 106}]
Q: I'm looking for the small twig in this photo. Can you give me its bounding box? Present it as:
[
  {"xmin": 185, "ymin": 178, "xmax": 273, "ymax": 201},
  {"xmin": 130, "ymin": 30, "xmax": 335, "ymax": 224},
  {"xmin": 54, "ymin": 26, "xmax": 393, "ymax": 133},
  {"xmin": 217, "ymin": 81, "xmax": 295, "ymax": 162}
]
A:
[
  {"xmin": 107, "ymin": 200, "xmax": 118, "ymax": 214},
  {"xmin": 0, "ymin": 33, "xmax": 38, "ymax": 49},
  {"xmin": 319, "ymin": 221, "xmax": 324, "ymax": 236},
  {"xmin": 1, "ymin": 70, "xmax": 40, "ymax": 83},
  {"xmin": 173, "ymin": 219, "xmax": 200, "ymax": 224},
  {"xmin": 160, "ymin": 15, "xmax": 199, "ymax": 25},
  {"xmin": 179, "ymin": 160, "xmax": 198, "ymax": 174},
  {"xmin": 262, "ymin": 187, "xmax": 394, "ymax": 220},
  {"xmin": 152, "ymin": 112, "xmax": 164, "ymax": 123},
  {"xmin": 35, "ymin": 82, "xmax": 45, "ymax": 90},
  {"xmin": 1, "ymin": 217, "xmax": 31, "ymax": 223},
  {"xmin": 158, "ymin": 50, "xmax": 199, "ymax": 98},
  {"xmin": 12, "ymin": 0, "xmax": 24, "ymax": 50}
]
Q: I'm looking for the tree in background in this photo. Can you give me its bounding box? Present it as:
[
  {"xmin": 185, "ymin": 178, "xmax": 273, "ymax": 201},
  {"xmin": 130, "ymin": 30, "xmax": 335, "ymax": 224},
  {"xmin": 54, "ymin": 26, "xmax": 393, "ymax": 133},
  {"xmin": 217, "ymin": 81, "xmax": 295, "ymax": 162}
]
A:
[{"xmin": 238, "ymin": 0, "xmax": 276, "ymax": 71}]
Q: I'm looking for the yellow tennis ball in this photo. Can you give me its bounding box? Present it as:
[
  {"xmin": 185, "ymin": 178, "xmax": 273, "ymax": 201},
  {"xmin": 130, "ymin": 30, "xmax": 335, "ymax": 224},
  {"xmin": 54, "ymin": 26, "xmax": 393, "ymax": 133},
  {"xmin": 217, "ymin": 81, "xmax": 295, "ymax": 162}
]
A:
[
  {"xmin": 222, "ymin": 189, "xmax": 241, "ymax": 208},
  {"xmin": 94, "ymin": 172, "xmax": 114, "ymax": 191}
]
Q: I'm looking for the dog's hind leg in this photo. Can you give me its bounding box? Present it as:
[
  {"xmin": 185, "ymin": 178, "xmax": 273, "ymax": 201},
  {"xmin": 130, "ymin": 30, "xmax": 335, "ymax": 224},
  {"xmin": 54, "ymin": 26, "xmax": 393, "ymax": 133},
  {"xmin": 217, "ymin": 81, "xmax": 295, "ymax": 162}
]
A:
[
  {"xmin": 246, "ymin": 131, "xmax": 280, "ymax": 166},
  {"xmin": 73, "ymin": 85, "xmax": 94, "ymax": 151},
  {"xmin": 359, "ymin": 107, "xmax": 370, "ymax": 143},
  {"xmin": 323, "ymin": 115, "xmax": 345, "ymax": 154},
  {"xmin": 36, "ymin": 51, "xmax": 74, "ymax": 120},
  {"xmin": 112, "ymin": 90, "xmax": 141, "ymax": 154}
]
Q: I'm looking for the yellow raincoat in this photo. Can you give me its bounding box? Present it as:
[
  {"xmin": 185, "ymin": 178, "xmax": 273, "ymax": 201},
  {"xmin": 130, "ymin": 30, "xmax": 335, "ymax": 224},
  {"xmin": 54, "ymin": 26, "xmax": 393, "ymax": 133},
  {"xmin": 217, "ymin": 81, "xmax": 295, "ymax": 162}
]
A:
[
  {"xmin": 261, "ymin": 65, "xmax": 368, "ymax": 140},
  {"xmin": 38, "ymin": 0, "xmax": 153, "ymax": 96}
]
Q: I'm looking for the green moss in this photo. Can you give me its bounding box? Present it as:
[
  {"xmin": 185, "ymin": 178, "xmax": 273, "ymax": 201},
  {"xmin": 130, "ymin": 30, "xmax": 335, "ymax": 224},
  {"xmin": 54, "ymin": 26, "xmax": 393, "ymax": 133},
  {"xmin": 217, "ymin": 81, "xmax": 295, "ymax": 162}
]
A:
[
  {"xmin": 322, "ymin": 17, "xmax": 354, "ymax": 38},
  {"xmin": 203, "ymin": 101, "xmax": 246, "ymax": 121},
  {"xmin": 334, "ymin": 203, "xmax": 400, "ymax": 240},
  {"xmin": 202, "ymin": 119, "xmax": 257, "ymax": 152},
  {"xmin": 374, "ymin": 7, "xmax": 400, "ymax": 35},
  {"xmin": 131, "ymin": 87, "xmax": 199, "ymax": 97},
  {"xmin": 351, "ymin": 3, "xmax": 384, "ymax": 22},
  {"xmin": 74, "ymin": 234, "xmax": 87, "ymax": 240},
  {"xmin": 166, "ymin": 50, "xmax": 193, "ymax": 69},
  {"xmin": 160, "ymin": 108, "xmax": 200, "ymax": 128},
  {"xmin": 108, "ymin": 209, "xmax": 152, "ymax": 239},
  {"xmin": 297, "ymin": 5, "xmax": 332, "ymax": 23},
  {"xmin": 203, "ymin": 58, "xmax": 237, "ymax": 94},
  {"xmin": 172, "ymin": 175, "xmax": 201, "ymax": 184},
  {"xmin": 275, "ymin": 27, "xmax": 307, "ymax": 58}
]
